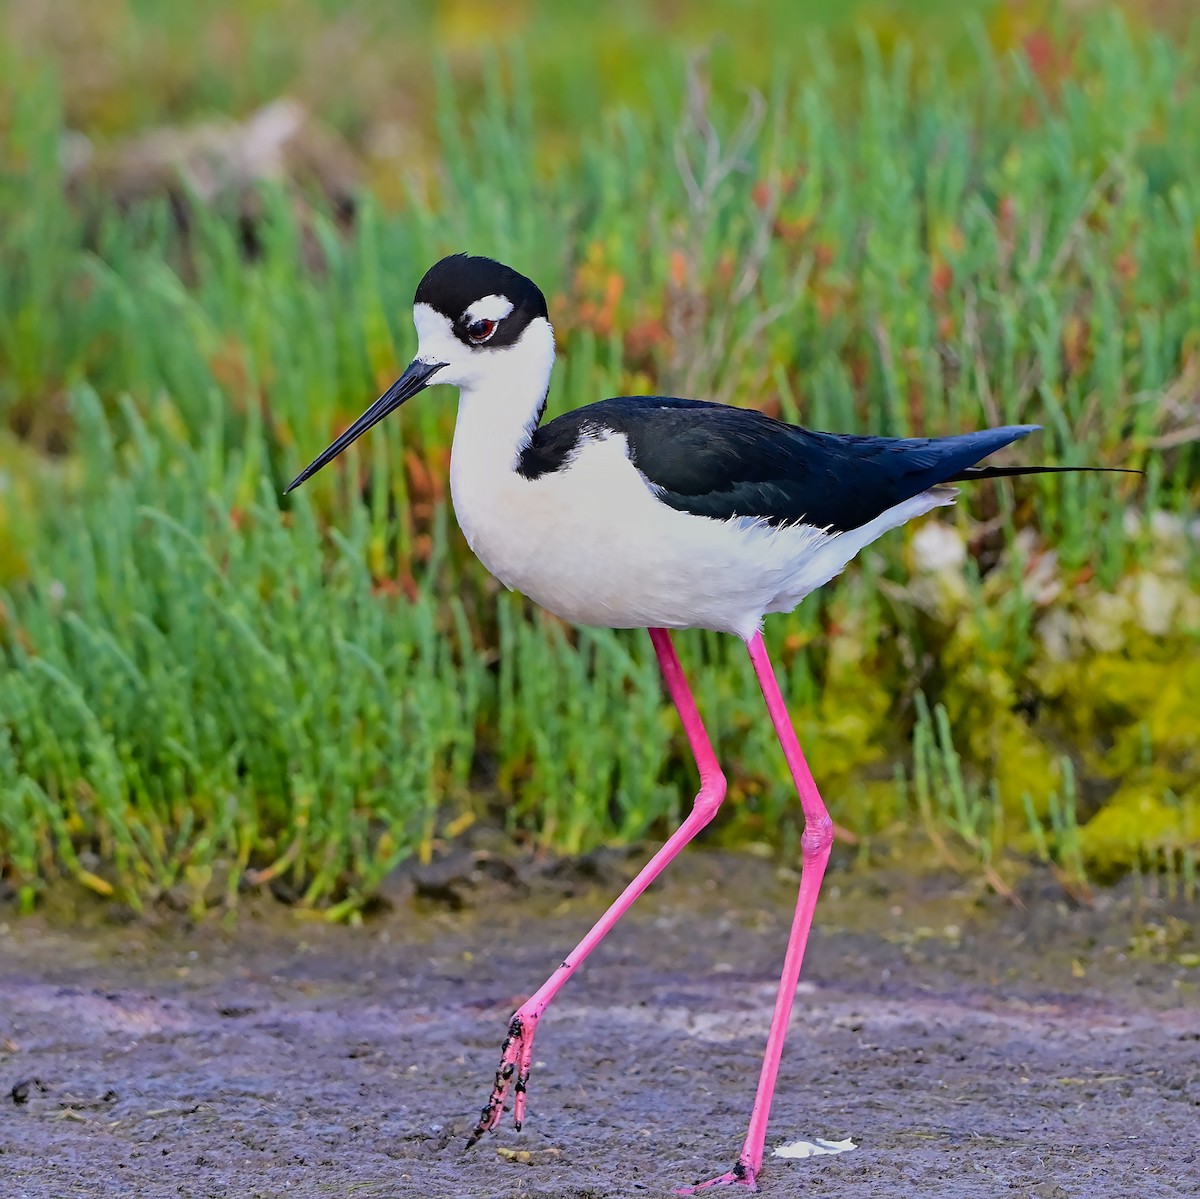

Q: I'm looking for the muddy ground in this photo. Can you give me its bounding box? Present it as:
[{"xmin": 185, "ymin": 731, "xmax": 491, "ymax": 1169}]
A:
[{"xmin": 1, "ymin": 851, "xmax": 1198, "ymax": 1199}]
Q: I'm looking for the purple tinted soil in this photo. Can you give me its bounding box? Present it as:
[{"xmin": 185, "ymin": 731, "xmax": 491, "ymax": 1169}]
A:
[{"xmin": 2, "ymin": 851, "xmax": 1197, "ymax": 1198}]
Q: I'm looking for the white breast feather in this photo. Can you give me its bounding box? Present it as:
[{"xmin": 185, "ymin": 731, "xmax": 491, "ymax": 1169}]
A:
[{"xmin": 451, "ymin": 416, "xmax": 956, "ymax": 640}]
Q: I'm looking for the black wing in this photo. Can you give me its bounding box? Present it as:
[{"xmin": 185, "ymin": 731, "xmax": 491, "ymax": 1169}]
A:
[{"xmin": 519, "ymin": 396, "xmax": 1044, "ymax": 534}]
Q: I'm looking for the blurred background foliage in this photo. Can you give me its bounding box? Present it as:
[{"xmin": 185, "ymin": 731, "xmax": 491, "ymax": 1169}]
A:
[{"xmin": 0, "ymin": 0, "xmax": 1197, "ymax": 915}]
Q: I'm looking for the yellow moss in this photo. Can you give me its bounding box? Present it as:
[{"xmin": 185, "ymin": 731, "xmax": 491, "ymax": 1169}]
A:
[
  {"xmin": 810, "ymin": 616, "xmax": 894, "ymax": 784},
  {"xmin": 850, "ymin": 778, "xmax": 905, "ymax": 832},
  {"xmin": 1034, "ymin": 641, "xmax": 1200, "ymax": 778},
  {"xmin": 1079, "ymin": 781, "xmax": 1199, "ymax": 874},
  {"xmin": 924, "ymin": 615, "xmax": 1064, "ymax": 812},
  {"xmin": 985, "ymin": 713, "xmax": 1063, "ymax": 816}
]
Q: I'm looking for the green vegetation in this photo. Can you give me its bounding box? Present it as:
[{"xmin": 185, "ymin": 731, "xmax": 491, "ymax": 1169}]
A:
[{"xmin": 1, "ymin": 4, "xmax": 1197, "ymax": 914}]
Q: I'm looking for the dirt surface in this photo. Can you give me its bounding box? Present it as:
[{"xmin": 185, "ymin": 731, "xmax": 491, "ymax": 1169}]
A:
[{"xmin": 2, "ymin": 851, "xmax": 1198, "ymax": 1199}]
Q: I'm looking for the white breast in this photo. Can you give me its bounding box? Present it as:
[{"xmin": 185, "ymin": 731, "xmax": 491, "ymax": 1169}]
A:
[{"xmin": 450, "ymin": 420, "xmax": 955, "ymax": 641}]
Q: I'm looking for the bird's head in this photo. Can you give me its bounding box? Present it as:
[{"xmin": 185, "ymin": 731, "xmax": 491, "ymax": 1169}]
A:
[{"xmin": 285, "ymin": 253, "xmax": 553, "ymax": 493}]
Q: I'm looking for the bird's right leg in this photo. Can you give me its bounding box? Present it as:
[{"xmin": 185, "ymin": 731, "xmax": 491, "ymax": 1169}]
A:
[
  {"xmin": 468, "ymin": 626, "xmax": 726, "ymax": 1144},
  {"xmin": 678, "ymin": 631, "xmax": 834, "ymax": 1193}
]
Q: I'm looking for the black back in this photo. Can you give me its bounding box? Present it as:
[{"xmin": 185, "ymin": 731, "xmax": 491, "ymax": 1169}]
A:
[
  {"xmin": 518, "ymin": 396, "xmax": 1039, "ymax": 534},
  {"xmin": 414, "ymin": 254, "xmax": 548, "ymax": 348}
]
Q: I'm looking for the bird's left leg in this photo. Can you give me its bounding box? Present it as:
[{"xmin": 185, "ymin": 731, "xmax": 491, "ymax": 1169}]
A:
[
  {"xmin": 679, "ymin": 631, "xmax": 834, "ymax": 1193},
  {"xmin": 468, "ymin": 626, "xmax": 726, "ymax": 1145}
]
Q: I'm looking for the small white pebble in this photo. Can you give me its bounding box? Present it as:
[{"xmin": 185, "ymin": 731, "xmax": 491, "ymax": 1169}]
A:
[{"xmin": 773, "ymin": 1137, "xmax": 857, "ymax": 1160}]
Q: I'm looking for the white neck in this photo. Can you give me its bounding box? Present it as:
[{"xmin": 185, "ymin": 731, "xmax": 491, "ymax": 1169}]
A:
[
  {"xmin": 443, "ymin": 317, "xmax": 556, "ymax": 577},
  {"xmin": 450, "ymin": 317, "xmax": 557, "ymax": 472}
]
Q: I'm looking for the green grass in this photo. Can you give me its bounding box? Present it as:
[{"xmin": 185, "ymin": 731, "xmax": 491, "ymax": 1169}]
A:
[{"xmin": 1, "ymin": 6, "xmax": 1198, "ymax": 913}]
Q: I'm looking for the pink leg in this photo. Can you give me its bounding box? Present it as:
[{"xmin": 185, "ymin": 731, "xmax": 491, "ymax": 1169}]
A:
[
  {"xmin": 468, "ymin": 627, "xmax": 726, "ymax": 1144},
  {"xmin": 679, "ymin": 631, "xmax": 834, "ymax": 1194}
]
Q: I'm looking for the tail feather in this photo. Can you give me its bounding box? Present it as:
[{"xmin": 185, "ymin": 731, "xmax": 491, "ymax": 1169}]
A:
[{"xmin": 950, "ymin": 464, "xmax": 1142, "ymax": 481}]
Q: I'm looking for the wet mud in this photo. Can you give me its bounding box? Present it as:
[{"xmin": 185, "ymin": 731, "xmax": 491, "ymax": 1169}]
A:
[{"xmin": 2, "ymin": 852, "xmax": 1198, "ymax": 1198}]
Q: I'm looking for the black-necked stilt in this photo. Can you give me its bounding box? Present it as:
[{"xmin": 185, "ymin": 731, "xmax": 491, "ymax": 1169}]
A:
[{"xmin": 286, "ymin": 254, "xmax": 1126, "ymax": 1192}]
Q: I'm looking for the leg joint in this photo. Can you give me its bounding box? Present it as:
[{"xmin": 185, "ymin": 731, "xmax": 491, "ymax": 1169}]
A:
[
  {"xmin": 692, "ymin": 769, "xmax": 727, "ymax": 820},
  {"xmin": 801, "ymin": 812, "xmax": 834, "ymax": 860}
]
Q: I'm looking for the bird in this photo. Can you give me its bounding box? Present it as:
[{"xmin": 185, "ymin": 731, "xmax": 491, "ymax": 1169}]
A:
[{"xmin": 285, "ymin": 253, "xmax": 1128, "ymax": 1192}]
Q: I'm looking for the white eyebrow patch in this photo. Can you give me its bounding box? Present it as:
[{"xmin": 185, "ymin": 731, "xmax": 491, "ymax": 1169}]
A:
[{"xmin": 464, "ymin": 294, "xmax": 514, "ymax": 323}]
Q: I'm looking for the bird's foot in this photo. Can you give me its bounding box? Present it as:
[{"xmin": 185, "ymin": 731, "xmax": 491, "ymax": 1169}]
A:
[
  {"xmin": 465, "ymin": 1009, "xmax": 538, "ymax": 1146},
  {"xmin": 674, "ymin": 1160, "xmax": 759, "ymax": 1194}
]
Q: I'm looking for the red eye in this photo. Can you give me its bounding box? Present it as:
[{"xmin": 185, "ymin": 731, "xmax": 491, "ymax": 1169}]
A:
[{"xmin": 466, "ymin": 317, "xmax": 497, "ymax": 343}]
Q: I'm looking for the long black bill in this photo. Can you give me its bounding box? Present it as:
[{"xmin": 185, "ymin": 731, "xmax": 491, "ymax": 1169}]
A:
[{"xmin": 284, "ymin": 358, "xmax": 445, "ymax": 493}]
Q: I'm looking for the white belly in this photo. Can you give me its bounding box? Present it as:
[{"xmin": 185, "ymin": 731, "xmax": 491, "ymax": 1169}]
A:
[{"xmin": 450, "ymin": 428, "xmax": 954, "ymax": 641}]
